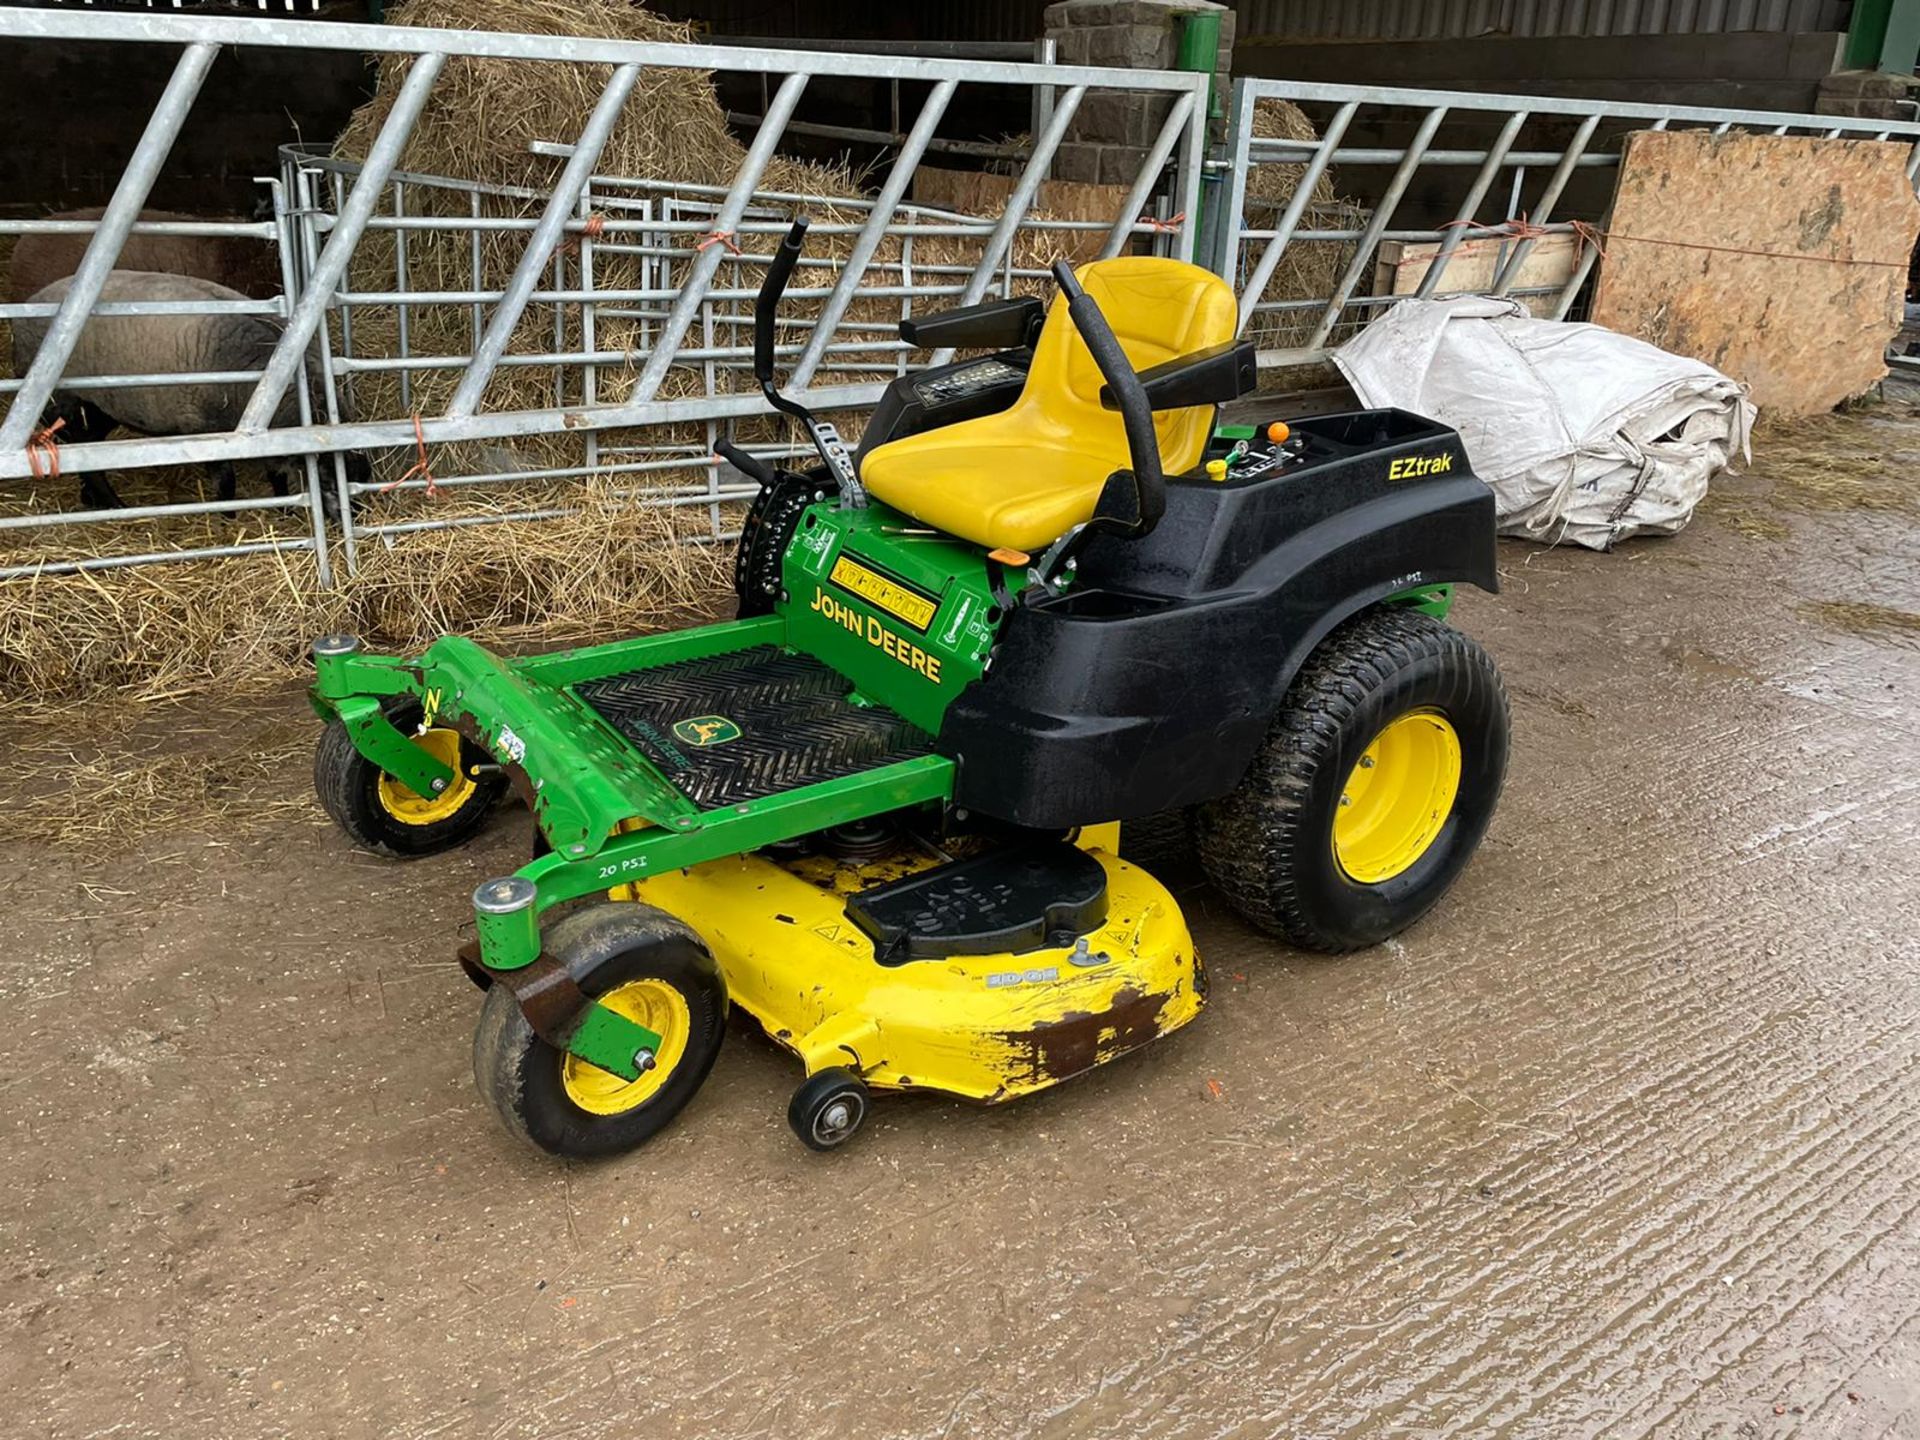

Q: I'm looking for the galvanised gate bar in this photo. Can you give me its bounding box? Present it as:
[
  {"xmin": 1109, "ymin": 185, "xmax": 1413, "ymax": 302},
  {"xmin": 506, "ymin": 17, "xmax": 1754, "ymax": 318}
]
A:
[
  {"xmin": 3, "ymin": 4, "xmax": 1918, "ymax": 580},
  {"xmin": 1210, "ymin": 73, "xmax": 1920, "ymax": 367},
  {"xmin": 0, "ymin": 6, "xmax": 1207, "ymax": 578}
]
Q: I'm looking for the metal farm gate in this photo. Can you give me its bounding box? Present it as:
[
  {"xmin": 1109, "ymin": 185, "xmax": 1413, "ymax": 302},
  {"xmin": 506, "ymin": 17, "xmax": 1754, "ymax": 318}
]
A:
[
  {"xmin": 3, "ymin": 4, "xmax": 1919, "ymax": 584},
  {"xmin": 0, "ymin": 8, "xmax": 1205, "ymax": 581},
  {"xmin": 1210, "ymin": 76, "xmax": 1920, "ymax": 369}
]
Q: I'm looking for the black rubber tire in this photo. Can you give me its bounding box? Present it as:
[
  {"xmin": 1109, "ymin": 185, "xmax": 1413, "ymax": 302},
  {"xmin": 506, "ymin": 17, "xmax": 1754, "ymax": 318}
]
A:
[
  {"xmin": 314, "ymin": 697, "xmax": 506, "ymax": 858},
  {"xmin": 1118, "ymin": 808, "xmax": 1195, "ymax": 875},
  {"xmin": 1194, "ymin": 607, "xmax": 1509, "ymax": 953},
  {"xmin": 787, "ymin": 1067, "xmax": 870, "ymax": 1152},
  {"xmin": 473, "ymin": 903, "xmax": 728, "ymax": 1160}
]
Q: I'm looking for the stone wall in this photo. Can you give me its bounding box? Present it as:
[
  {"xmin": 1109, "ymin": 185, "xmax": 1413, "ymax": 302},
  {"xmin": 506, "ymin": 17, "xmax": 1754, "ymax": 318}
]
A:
[
  {"xmin": 1043, "ymin": 0, "xmax": 1231, "ymax": 186},
  {"xmin": 1816, "ymin": 68, "xmax": 1920, "ymax": 122}
]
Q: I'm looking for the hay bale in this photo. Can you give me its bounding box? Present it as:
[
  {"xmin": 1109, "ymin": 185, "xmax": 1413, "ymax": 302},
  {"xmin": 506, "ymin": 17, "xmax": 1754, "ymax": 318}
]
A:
[
  {"xmin": 329, "ymin": 0, "xmax": 877, "ymax": 478},
  {"xmin": 1237, "ymin": 99, "xmax": 1369, "ymax": 356},
  {"xmin": 327, "ymin": 0, "xmax": 1102, "ymax": 479},
  {"xmin": 335, "ymin": 0, "xmax": 840, "ymax": 198},
  {"xmin": 0, "ymin": 483, "xmax": 735, "ymax": 704},
  {"xmin": 1246, "ymin": 98, "xmax": 1340, "ymax": 212}
]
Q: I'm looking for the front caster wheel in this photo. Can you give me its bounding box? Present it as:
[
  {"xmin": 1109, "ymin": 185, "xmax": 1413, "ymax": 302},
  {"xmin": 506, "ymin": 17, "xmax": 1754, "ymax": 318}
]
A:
[
  {"xmin": 314, "ymin": 697, "xmax": 505, "ymax": 858},
  {"xmin": 788, "ymin": 1068, "xmax": 869, "ymax": 1152},
  {"xmin": 473, "ymin": 902, "xmax": 728, "ymax": 1159}
]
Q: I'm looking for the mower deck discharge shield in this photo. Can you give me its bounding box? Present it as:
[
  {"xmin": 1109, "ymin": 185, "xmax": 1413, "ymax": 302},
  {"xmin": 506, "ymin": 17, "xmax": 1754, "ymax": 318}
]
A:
[{"xmin": 623, "ymin": 835, "xmax": 1201, "ymax": 1104}]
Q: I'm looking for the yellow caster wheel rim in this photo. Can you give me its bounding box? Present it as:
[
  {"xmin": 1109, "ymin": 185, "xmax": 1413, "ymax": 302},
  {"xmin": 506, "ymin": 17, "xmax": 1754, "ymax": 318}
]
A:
[
  {"xmin": 561, "ymin": 978, "xmax": 692, "ymax": 1115},
  {"xmin": 1333, "ymin": 710, "xmax": 1462, "ymax": 884},
  {"xmin": 375, "ymin": 726, "xmax": 478, "ymax": 826}
]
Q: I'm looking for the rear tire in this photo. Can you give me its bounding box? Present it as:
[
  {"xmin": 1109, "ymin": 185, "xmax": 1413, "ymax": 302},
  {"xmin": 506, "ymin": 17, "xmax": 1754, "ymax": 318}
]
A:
[
  {"xmin": 473, "ymin": 903, "xmax": 728, "ymax": 1159},
  {"xmin": 1195, "ymin": 607, "xmax": 1508, "ymax": 952},
  {"xmin": 1119, "ymin": 807, "xmax": 1195, "ymax": 871}
]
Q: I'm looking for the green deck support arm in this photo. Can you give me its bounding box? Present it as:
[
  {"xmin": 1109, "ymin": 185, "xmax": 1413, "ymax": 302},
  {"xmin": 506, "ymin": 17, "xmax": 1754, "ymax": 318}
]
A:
[
  {"xmin": 472, "ymin": 876, "xmax": 666, "ymax": 1081},
  {"xmin": 311, "ymin": 628, "xmax": 721, "ymax": 857},
  {"xmin": 1393, "ymin": 582, "xmax": 1455, "ymax": 619},
  {"xmin": 474, "ymin": 752, "xmax": 957, "ymax": 974},
  {"xmin": 311, "ymin": 614, "xmax": 960, "ymax": 1083},
  {"xmin": 310, "ymin": 637, "xmax": 458, "ymax": 800},
  {"xmin": 333, "ymin": 695, "xmax": 460, "ymax": 799}
]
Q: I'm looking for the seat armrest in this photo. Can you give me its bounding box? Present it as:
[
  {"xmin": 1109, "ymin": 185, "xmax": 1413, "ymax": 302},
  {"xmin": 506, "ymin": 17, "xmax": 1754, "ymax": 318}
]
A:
[
  {"xmin": 1099, "ymin": 338, "xmax": 1259, "ymax": 412},
  {"xmin": 899, "ymin": 296, "xmax": 1045, "ymax": 350}
]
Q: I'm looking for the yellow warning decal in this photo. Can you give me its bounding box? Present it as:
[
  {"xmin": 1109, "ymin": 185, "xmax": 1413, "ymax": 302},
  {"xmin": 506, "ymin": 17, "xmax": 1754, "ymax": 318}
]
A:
[{"xmin": 829, "ymin": 554, "xmax": 938, "ymax": 632}]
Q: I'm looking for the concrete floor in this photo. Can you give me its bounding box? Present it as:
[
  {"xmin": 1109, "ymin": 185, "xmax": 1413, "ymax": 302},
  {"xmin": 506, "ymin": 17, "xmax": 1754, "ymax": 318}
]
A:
[{"xmin": 3, "ymin": 414, "xmax": 1918, "ymax": 1439}]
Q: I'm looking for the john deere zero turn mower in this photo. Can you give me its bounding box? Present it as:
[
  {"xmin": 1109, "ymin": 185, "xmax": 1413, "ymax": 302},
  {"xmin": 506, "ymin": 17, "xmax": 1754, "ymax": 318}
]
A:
[{"xmin": 310, "ymin": 218, "xmax": 1509, "ymax": 1157}]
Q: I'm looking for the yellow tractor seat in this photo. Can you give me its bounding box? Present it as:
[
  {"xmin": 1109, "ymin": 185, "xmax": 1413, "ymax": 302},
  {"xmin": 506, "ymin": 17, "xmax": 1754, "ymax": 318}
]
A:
[{"xmin": 860, "ymin": 257, "xmax": 1239, "ymax": 554}]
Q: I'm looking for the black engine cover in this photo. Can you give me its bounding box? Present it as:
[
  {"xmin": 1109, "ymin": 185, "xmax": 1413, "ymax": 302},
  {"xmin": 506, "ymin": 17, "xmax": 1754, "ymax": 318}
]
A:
[{"xmin": 936, "ymin": 410, "xmax": 1500, "ymax": 828}]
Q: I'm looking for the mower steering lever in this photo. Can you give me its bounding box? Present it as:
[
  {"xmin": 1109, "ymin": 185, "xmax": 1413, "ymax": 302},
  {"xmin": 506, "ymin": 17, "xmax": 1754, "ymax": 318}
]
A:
[
  {"xmin": 1051, "ymin": 260, "xmax": 1166, "ymax": 534},
  {"xmin": 753, "ymin": 216, "xmax": 866, "ymax": 506},
  {"xmin": 754, "ymin": 219, "xmax": 807, "ymax": 388},
  {"xmin": 715, "ymin": 438, "xmax": 775, "ymax": 486}
]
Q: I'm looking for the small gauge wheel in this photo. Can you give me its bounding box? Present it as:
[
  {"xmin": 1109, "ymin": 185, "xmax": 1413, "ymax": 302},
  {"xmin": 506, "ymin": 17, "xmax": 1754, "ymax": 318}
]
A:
[{"xmin": 787, "ymin": 1067, "xmax": 870, "ymax": 1152}]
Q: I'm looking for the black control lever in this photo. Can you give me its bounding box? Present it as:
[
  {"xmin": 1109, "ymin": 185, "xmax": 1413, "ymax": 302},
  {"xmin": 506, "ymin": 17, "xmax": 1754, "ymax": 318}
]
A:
[
  {"xmin": 754, "ymin": 219, "xmax": 806, "ymax": 389},
  {"xmin": 751, "ymin": 215, "xmax": 864, "ymax": 506},
  {"xmin": 715, "ymin": 438, "xmax": 775, "ymax": 486},
  {"xmin": 1051, "ymin": 259, "xmax": 1165, "ymax": 535}
]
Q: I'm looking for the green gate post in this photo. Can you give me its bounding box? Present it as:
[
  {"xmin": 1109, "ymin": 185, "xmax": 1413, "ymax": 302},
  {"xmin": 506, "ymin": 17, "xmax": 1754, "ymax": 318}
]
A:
[
  {"xmin": 1173, "ymin": 9, "xmax": 1223, "ymax": 264},
  {"xmin": 1846, "ymin": 0, "xmax": 1920, "ymax": 74}
]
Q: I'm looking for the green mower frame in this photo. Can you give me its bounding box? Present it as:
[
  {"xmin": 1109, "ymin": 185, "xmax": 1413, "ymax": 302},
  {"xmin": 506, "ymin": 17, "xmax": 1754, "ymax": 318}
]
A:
[{"xmin": 310, "ymin": 221, "xmax": 1506, "ymax": 1152}]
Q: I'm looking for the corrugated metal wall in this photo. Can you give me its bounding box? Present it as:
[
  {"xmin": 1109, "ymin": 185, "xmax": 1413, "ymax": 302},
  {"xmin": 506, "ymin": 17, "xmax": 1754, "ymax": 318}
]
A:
[
  {"xmin": 655, "ymin": 0, "xmax": 1047, "ymax": 42},
  {"xmin": 642, "ymin": 0, "xmax": 1853, "ymax": 46},
  {"xmin": 1234, "ymin": 0, "xmax": 1848, "ymax": 40}
]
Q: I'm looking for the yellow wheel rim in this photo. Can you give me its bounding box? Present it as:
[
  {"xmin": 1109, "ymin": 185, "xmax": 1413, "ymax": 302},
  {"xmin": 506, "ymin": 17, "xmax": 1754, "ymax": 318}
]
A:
[
  {"xmin": 1333, "ymin": 710, "xmax": 1462, "ymax": 884},
  {"xmin": 375, "ymin": 726, "xmax": 478, "ymax": 826},
  {"xmin": 560, "ymin": 979, "xmax": 691, "ymax": 1116}
]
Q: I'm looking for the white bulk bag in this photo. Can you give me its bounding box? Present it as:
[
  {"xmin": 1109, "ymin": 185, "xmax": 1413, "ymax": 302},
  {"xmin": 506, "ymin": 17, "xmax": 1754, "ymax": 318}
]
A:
[{"xmin": 1334, "ymin": 296, "xmax": 1755, "ymax": 550}]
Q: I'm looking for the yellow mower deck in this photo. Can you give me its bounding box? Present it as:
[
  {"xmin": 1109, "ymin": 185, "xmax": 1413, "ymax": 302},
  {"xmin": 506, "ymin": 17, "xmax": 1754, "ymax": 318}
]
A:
[{"xmin": 616, "ymin": 825, "xmax": 1204, "ymax": 1103}]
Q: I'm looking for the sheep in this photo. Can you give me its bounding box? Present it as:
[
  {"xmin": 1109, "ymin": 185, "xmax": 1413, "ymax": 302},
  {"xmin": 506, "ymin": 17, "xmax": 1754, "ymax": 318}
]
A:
[
  {"xmin": 10, "ymin": 269, "xmax": 367, "ymax": 511},
  {"xmin": 6, "ymin": 206, "xmax": 281, "ymax": 306}
]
